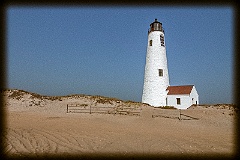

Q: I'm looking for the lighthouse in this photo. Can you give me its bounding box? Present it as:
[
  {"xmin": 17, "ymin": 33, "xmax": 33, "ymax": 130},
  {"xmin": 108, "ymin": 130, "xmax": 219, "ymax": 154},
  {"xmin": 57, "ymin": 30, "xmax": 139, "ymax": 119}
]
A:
[{"xmin": 142, "ymin": 19, "xmax": 169, "ymax": 107}]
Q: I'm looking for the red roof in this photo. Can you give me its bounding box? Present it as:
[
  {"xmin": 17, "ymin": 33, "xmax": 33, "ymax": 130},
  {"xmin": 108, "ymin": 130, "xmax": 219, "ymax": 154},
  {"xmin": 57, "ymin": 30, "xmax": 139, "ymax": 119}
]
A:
[{"xmin": 166, "ymin": 85, "xmax": 194, "ymax": 95}]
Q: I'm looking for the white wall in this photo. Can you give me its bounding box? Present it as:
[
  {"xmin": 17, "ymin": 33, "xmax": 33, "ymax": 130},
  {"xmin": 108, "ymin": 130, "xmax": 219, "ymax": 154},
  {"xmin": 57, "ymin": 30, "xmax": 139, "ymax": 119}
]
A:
[
  {"xmin": 167, "ymin": 94, "xmax": 190, "ymax": 109},
  {"xmin": 190, "ymin": 86, "xmax": 199, "ymax": 105}
]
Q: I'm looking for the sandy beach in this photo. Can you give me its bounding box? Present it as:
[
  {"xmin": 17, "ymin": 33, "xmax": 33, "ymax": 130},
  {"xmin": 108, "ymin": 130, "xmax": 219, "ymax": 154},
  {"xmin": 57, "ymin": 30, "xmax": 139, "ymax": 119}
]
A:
[{"xmin": 2, "ymin": 89, "xmax": 237, "ymax": 158}]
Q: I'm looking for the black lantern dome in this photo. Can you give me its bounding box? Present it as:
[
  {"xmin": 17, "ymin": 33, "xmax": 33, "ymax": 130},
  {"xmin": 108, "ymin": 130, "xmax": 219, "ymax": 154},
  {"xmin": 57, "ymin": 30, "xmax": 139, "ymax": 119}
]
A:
[{"xmin": 148, "ymin": 19, "xmax": 164, "ymax": 33}]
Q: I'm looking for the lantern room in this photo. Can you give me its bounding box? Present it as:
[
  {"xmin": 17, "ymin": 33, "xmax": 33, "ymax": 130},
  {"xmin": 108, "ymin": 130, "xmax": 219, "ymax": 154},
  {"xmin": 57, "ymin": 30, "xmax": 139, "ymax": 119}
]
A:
[{"xmin": 148, "ymin": 19, "xmax": 164, "ymax": 33}]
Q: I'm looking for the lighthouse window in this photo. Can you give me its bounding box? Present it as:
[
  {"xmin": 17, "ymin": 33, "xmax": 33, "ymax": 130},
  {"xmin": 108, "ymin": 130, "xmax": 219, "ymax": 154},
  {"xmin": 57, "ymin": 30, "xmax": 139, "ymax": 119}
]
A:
[
  {"xmin": 158, "ymin": 69, "xmax": 163, "ymax": 76},
  {"xmin": 160, "ymin": 35, "xmax": 165, "ymax": 47},
  {"xmin": 177, "ymin": 98, "xmax": 181, "ymax": 105},
  {"xmin": 149, "ymin": 40, "xmax": 152, "ymax": 46}
]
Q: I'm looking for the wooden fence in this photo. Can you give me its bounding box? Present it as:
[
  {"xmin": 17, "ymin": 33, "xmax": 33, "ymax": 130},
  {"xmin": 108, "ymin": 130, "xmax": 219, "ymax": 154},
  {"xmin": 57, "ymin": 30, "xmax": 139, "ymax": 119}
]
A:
[
  {"xmin": 152, "ymin": 109, "xmax": 199, "ymax": 120},
  {"xmin": 115, "ymin": 107, "xmax": 142, "ymax": 116},
  {"xmin": 66, "ymin": 104, "xmax": 142, "ymax": 116}
]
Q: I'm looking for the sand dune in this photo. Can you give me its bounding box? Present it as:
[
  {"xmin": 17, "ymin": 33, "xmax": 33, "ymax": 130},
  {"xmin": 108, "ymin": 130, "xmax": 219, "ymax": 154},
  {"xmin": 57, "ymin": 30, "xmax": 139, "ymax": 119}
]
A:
[{"xmin": 2, "ymin": 89, "xmax": 237, "ymax": 158}]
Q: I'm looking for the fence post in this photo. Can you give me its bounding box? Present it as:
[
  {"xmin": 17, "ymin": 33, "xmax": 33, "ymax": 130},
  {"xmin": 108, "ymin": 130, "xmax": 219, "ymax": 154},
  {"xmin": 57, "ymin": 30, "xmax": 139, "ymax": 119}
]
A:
[
  {"xmin": 179, "ymin": 109, "xmax": 181, "ymax": 121},
  {"xmin": 67, "ymin": 104, "xmax": 68, "ymax": 113},
  {"xmin": 90, "ymin": 104, "xmax": 92, "ymax": 114}
]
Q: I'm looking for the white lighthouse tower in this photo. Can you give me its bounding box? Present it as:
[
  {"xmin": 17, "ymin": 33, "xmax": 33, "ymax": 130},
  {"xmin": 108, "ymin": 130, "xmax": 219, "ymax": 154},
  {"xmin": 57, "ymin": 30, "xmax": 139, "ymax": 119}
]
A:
[{"xmin": 142, "ymin": 19, "xmax": 169, "ymax": 107}]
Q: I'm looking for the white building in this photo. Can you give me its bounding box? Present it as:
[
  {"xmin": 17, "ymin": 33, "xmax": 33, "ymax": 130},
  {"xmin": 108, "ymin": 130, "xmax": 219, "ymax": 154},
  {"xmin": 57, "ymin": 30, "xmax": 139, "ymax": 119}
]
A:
[
  {"xmin": 142, "ymin": 19, "xmax": 199, "ymax": 109},
  {"xmin": 166, "ymin": 85, "xmax": 199, "ymax": 109}
]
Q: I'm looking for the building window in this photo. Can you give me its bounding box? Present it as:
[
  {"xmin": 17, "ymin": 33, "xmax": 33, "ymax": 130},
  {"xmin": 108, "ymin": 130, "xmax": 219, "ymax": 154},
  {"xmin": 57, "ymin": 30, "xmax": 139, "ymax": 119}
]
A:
[
  {"xmin": 158, "ymin": 69, "xmax": 163, "ymax": 76},
  {"xmin": 160, "ymin": 35, "xmax": 165, "ymax": 47},
  {"xmin": 149, "ymin": 40, "xmax": 152, "ymax": 46},
  {"xmin": 176, "ymin": 98, "xmax": 181, "ymax": 105}
]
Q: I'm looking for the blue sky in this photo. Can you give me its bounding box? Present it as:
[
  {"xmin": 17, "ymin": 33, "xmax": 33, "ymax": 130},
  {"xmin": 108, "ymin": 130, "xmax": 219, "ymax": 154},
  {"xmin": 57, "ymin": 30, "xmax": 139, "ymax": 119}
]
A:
[{"xmin": 7, "ymin": 6, "xmax": 233, "ymax": 104}]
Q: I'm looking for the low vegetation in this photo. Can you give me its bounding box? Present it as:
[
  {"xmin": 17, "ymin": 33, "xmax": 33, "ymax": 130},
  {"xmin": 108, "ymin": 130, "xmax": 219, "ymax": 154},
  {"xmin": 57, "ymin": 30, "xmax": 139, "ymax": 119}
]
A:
[
  {"xmin": 5, "ymin": 89, "xmax": 237, "ymax": 113},
  {"xmin": 158, "ymin": 106, "xmax": 177, "ymax": 109}
]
